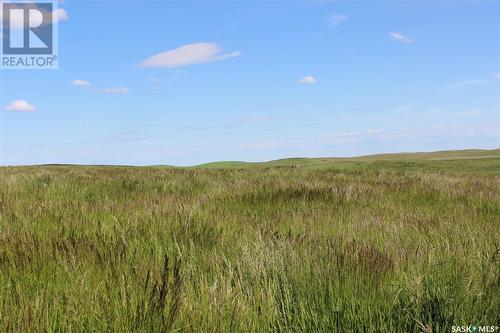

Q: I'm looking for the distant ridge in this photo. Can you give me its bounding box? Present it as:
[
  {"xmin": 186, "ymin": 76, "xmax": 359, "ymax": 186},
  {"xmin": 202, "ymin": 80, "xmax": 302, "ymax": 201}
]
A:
[
  {"xmin": 2, "ymin": 148, "xmax": 499, "ymax": 171},
  {"xmin": 195, "ymin": 148, "xmax": 500, "ymax": 169}
]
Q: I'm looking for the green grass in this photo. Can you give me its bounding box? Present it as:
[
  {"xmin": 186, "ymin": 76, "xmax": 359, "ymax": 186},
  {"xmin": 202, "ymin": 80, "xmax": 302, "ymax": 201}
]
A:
[
  {"xmin": 196, "ymin": 148, "xmax": 500, "ymax": 173},
  {"xmin": 0, "ymin": 149, "xmax": 499, "ymax": 332}
]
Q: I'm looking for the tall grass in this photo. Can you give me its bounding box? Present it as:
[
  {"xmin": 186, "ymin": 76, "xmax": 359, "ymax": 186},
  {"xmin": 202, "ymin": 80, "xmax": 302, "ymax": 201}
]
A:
[{"xmin": 0, "ymin": 165, "xmax": 498, "ymax": 332}]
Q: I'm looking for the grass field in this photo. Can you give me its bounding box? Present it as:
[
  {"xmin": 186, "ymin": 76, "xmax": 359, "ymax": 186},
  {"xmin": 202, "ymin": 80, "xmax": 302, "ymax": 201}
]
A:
[{"xmin": 0, "ymin": 149, "xmax": 499, "ymax": 332}]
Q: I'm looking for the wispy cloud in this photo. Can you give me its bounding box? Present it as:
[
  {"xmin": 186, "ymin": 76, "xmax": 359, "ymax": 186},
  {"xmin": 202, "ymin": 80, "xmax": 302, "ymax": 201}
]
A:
[
  {"xmin": 394, "ymin": 105, "xmax": 413, "ymax": 113},
  {"xmin": 235, "ymin": 115, "xmax": 273, "ymax": 124},
  {"xmin": 235, "ymin": 123, "xmax": 499, "ymax": 153},
  {"xmin": 237, "ymin": 131, "xmax": 365, "ymax": 150},
  {"xmin": 428, "ymin": 107, "xmax": 448, "ymax": 113},
  {"xmin": 138, "ymin": 42, "xmax": 241, "ymax": 69},
  {"xmin": 225, "ymin": 115, "xmax": 275, "ymax": 127},
  {"xmin": 434, "ymin": 109, "xmax": 482, "ymax": 117},
  {"xmin": 106, "ymin": 130, "xmax": 146, "ymax": 141},
  {"xmin": 433, "ymin": 123, "xmax": 466, "ymax": 129},
  {"xmin": 323, "ymin": 132, "xmax": 362, "ymax": 144},
  {"xmin": 445, "ymin": 73, "xmax": 500, "ymax": 89},
  {"xmin": 389, "ymin": 32, "xmax": 414, "ymax": 44},
  {"xmin": 367, "ymin": 129, "xmax": 382, "ymax": 134},
  {"xmin": 145, "ymin": 77, "xmax": 161, "ymax": 89},
  {"xmin": 102, "ymin": 87, "xmax": 128, "ymax": 94},
  {"xmin": 4, "ymin": 99, "xmax": 36, "ymax": 112},
  {"xmin": 71, "ymin": 79, "xmax": 92, "ymax": 87},
  {"xmin": 328, "ymin": 14, "xmax": 348, "ymax": 27},
  {"xmin": 145, "ymin": 77, "xmax": 160, "ymax": 83},
  {"xmin": 72, "ymin": 80, "xmax": 131, "ymax": 93},
  {"xmin": 445, "ymin": 79, "xmax": 492, "ymax": 89},
  {"xmin": 298, "ymin": 76, "xmax": 318, "ymax": 84}
]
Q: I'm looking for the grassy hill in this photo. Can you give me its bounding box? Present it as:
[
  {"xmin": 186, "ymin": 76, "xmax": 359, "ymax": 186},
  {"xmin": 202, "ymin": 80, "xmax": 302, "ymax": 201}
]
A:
[{"xmin": 196, "ymin": 148, "xmax": 500, "ymax": 173}]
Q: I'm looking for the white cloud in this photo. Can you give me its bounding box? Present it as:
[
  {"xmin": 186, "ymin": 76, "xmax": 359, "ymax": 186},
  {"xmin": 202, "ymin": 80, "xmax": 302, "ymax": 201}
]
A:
[
  {"xmin": 367, "ymin": 129, "xmax": 382, "ymax": 134},
  {"xmin": 102, "ymin": 87, "xmax": 128, "ymax": 94},
  {"xmin": 328, "ymin": 14, "xmax": 348, "ymax": 27},
  {"xmin": 327, "ymin": 132, "xmax": 358, "ymax": 139},
  {"xmin": 389, "ymin": 32, "xmax": 414, "ymax": 44},
  {"xmin": 434, "ymin": 123, "xmax": 465, "ymax": 129},
  {"xmin": 1, "ymin": 6, "xmax": 68, "ymax": 29},
  {"xmin": 71, "ymin": 79, "xmax": 92, "ymax": 87},
  {"xmin": 52, "ymin": 9, "xmax": 69, "ymax": 23},
  {"xmin": 4, "ymin": 99, "xmax": 36, "ymax": 112},
  {"xmin": 298, "ymin": 76, "xmax": 318, "ymax": 84},
  {"xmin": 138, "ymin": 43, "xmax": 241, "ymax": 69}
]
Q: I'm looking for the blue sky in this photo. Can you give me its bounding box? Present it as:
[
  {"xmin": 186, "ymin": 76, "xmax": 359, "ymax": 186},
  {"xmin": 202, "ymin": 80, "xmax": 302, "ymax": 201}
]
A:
[{"xmin": 1, "ymin": 0, "xmax": 499, "ymax": 166}]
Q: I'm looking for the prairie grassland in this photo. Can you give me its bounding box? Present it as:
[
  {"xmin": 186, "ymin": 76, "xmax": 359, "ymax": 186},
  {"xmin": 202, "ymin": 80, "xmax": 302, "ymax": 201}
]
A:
[{"xmin": 0, "ymin": 155, "xmax": 499, "ymax": 332}]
